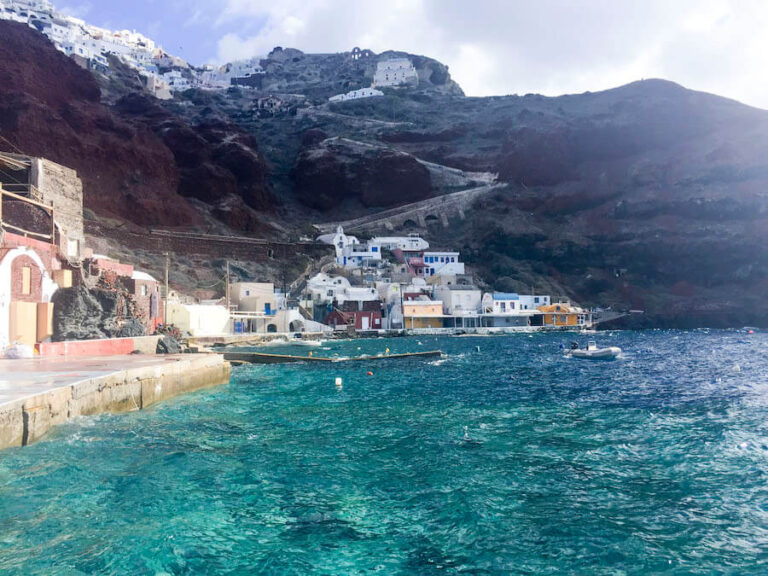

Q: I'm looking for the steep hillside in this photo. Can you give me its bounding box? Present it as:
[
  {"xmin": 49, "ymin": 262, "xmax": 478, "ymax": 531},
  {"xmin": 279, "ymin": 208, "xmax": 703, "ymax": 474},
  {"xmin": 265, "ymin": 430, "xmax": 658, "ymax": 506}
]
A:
[
  {"xmin": 2, "ymin": 17, "xmax": 766, "ymax": 326},
  {"xmin": 253, "ymin": 47, "xmax": 463, "ymax": 101},
  {"xmin": 239, "ymin": 79, "xmax": 768, "ymax": 326},
  {"xmin": 0, "ymin": 20, "xmax": 273, "ymax": 231}
]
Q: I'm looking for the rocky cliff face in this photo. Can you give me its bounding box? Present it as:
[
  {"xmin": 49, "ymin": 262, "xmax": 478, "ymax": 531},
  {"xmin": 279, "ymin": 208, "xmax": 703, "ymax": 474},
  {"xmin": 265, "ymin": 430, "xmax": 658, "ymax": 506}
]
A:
[
  {"xmin": 51, "ymin": 286, "xmax": 145, "ymax": 341},
  {"xmin": 0, "ymin": 21, "xmax": 272, "ymax": 230},
  {"xmin": 256, "ymin": 47, "xmax": 463, "ymax": 101},
  {"xmin": 422, "ymin": 81, "xmax": 768, "ymax": 326},
  {"xmin": 3, "ymin": 18, "xmax": 766, "ymax": 326},
  {"xmin": 292, "ymin": 136, "xmax": 432, "ymax": 212}
]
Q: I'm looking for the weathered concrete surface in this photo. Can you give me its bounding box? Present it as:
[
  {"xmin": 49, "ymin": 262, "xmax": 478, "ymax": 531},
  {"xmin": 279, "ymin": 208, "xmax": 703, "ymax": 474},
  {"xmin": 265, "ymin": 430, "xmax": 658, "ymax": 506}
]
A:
[{"xmin": 0, "ymin": 354, "xmax": 231, "ymax": 450}]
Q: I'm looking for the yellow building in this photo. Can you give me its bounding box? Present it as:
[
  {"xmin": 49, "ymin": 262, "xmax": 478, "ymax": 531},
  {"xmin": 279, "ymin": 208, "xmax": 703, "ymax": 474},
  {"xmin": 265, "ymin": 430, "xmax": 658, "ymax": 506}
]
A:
[
  {"xmin": 403, "ymin": 300, "xmax": 443, "ymax": 329},
  {"xmin": 538, "ymin": 303, "xmax": 584, "ymax": 328}
]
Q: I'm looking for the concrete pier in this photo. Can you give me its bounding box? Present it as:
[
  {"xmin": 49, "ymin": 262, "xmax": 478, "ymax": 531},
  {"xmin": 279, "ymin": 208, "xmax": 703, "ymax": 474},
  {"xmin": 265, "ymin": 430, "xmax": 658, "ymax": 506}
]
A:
[
  {"xmin": 0, "ymin": 354, "xmax": 231, "ymax": 450},
  {"xmin": 223, "ymin": 350, "xmax": 443, "ymax": 364}
]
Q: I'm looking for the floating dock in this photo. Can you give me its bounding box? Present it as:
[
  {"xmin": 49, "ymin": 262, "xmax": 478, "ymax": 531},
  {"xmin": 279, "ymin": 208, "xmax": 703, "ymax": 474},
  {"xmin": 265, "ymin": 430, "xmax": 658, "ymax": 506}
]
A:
[{"xmin": 223, "ymin": 350, "xmax": 443, "ymax": 365}]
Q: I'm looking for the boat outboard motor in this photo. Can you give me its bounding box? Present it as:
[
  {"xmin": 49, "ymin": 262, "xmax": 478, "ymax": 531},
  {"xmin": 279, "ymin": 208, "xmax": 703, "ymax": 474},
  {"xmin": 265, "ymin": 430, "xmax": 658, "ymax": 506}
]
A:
[{"xmin": 570, "ymin": 342, "xmax": 580, "ymax": 350}]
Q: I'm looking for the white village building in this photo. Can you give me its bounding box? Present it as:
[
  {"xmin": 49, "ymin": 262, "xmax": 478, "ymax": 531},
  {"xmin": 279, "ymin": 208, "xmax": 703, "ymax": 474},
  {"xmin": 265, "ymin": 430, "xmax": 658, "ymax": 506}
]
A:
[
  {"xmin": 422, "ymin": 251, "xmax": 465, "ymax": 277},
  {"xmin": 373, "ymin": 58, "xmax": 418, "ymax": 87},
  {"xmin": 329, "ymin": 87, "xmax": 384, "ymax": 103}
]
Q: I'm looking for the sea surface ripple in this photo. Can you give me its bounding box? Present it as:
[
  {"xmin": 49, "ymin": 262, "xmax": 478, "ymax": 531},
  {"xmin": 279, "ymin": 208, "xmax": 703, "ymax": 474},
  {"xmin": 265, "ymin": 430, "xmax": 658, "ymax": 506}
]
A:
[{"xmin": 1, "ymin": 330, "xmax": 767, "ymax": 574}]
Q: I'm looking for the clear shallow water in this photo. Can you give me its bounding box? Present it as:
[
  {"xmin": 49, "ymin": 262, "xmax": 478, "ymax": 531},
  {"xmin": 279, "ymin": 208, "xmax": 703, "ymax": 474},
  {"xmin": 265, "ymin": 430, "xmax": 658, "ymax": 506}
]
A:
[{"xmin": 1, "ymin": 331, "xmax": 767, "ymax": 575}]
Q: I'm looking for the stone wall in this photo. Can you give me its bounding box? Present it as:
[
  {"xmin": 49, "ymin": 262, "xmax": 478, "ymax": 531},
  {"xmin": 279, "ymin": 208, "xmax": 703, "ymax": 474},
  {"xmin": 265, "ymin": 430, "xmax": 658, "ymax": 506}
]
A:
[{"xmin": 32, "ymin": 158, "xmax": 84, "ymax": 251}]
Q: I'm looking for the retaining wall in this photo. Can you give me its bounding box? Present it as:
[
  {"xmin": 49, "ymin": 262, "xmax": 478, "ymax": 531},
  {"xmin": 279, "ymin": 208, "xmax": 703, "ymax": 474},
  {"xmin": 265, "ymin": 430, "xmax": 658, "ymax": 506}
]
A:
[
  {"xmin": 37, "ymin": 335, "xmax": 161, "ymax": 356},
  {"xmin": 0, "ymin": 354, "xmax": 231, "ymax": 450}
]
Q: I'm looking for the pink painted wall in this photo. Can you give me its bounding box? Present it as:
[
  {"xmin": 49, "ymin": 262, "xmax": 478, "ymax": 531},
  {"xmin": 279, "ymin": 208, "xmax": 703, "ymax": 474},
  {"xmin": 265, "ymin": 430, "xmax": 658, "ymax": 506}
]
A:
[{"xmin": 37, "ymin": 336, "xmax": 160, "ymax": 357}]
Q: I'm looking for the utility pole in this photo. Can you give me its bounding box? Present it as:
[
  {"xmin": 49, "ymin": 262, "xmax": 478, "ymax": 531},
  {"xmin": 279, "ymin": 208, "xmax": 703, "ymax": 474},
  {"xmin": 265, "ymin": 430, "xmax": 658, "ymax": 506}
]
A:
[
  {"xmin": 225, "ymin": 259, "xmax": 231, "ymax": 312},
  {"xmin": 163, "ymin": 252, "xmax": 169, "ymax": 325},
  {"xmin": 225, "ymin": 259, "xmax": 233, "ymax": 335}
]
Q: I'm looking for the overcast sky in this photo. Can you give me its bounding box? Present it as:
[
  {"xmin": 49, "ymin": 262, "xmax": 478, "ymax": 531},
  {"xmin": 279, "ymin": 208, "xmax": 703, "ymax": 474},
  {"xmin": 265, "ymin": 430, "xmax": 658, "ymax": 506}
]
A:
[{"xmin": 60, "ymin": 0, "xmax": 768, "ymax": 108}]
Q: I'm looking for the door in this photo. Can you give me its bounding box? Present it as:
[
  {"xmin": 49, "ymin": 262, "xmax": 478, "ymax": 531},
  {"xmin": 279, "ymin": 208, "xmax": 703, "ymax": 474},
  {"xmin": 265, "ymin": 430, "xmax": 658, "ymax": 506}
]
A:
[{"xmin": 361, "ymin": 316, "xmax": 370, "ymax": 330}]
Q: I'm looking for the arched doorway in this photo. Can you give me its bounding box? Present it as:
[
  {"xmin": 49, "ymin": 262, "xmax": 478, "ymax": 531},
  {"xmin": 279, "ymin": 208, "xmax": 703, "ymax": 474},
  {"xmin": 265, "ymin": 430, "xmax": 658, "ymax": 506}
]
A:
[
  {"xmin": 289, "ymin": 320, "xmax": 304, "ymax": 333},
  {"xmin": 0, "ymin": 246, "xmax": 58, "ymax": 349},
  {"xmin": 267, "ymin": 324, "xmax": 277, "ymax": 333}
]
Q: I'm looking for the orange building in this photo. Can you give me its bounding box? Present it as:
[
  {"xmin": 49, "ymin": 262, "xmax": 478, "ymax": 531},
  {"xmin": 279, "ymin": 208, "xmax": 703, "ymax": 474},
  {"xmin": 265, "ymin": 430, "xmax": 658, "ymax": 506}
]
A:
[
  {"xmin": 537, "ymin": 303, "xmax": 591, "ymax": 328},
  {"xmin": 403, "ymin": 300, "xmax": 444, "ymax": 329}
]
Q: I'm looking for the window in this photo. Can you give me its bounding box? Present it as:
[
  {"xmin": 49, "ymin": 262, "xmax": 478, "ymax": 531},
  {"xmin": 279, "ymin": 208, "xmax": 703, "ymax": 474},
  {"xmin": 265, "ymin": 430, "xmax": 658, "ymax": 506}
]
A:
[
  {"xmin": 371, "ymin": 246, "xmax": 378, "ymax": 252},
  {"xmin": 501, "ymin": 302, "xmax": 506, "ymax": 311},
  {"xmin": 21, "ymin": 267, "xmax": 31, "ymax": 295},
  {"xmin": 245, "ymin": 290, "xmax": 250, "ymax": 296},
  {"xmin": 141, "ymin": 285, "xmax": 148, "ymax": 296},
  {"xmin": 535, "ymin": 297, "xmax": 539, "ymax": 303}
]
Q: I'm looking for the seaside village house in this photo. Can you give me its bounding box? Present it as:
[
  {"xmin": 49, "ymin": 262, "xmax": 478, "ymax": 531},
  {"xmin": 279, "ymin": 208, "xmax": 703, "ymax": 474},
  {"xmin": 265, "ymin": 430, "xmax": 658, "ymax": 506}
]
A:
[
  {"xmin": 88, "ymin": 256, "xmax": 164, "ymax": 333},
  {"xmin": 402, "ymin": 299, "xmax": 444, "ymax": 330},
  {"xmin": 324, "ymin": 300, "xmax": 382, "ymax": 332},
  {"xmin": 537, "ymin": 301, "xmax": 593, "ymax": 328},
  {"xmin": 302, "ymin": 272, "xmax": 382, "ymax": 331},
  {"xmin": 0, "ymin": 152, "xmax": 162, "ymax": 351},
  {"xmin": 166, "ymin": 300, "xmax": 231, "ymax": 338},
  {"xmin": 0, "ymin": 152, "xmax": 81, "ymax": 349},
  {"xmin": 228, "ymin": 281, "xmax": 315, "ymax": 334},
  {"xmin": 479, "ymin": 293, "xmax": 550, "ymax": 328},
  {"xmin": 434, "ymin": 284, "xmax": 482, "ymax": 328}
]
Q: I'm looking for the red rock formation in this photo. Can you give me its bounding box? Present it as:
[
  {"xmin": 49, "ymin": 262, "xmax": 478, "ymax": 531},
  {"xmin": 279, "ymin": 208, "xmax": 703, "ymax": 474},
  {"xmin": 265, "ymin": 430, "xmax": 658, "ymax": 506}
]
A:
[
  {"xmin": 0, "ymin": 21, "xmax": 272, "ymax": 230},
  {"xmin": 292, "ymin": 138, "xmax": 431, "ymax": 211},
  {"xmin": 0, "ymin": 21, "xmax": 197, "ymax": 226}
]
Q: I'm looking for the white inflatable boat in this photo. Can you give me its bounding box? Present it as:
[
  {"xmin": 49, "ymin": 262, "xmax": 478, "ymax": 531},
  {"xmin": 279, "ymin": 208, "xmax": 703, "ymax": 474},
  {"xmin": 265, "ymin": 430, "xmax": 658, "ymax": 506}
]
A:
[{"xmin": 567, "ymin": 341, "xmax": 621, "ymax": 360}]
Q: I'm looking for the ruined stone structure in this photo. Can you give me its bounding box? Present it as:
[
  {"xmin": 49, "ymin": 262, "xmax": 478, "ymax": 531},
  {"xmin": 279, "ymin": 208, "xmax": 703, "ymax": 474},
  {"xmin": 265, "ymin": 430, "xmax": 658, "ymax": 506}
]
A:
[
  {"xmin": 32, "ymin": 157, "xmax": 84, "ymax": 256},
  {"xmin": 0, "ymin": 153, "xmax": 84, "ymax": 258}
]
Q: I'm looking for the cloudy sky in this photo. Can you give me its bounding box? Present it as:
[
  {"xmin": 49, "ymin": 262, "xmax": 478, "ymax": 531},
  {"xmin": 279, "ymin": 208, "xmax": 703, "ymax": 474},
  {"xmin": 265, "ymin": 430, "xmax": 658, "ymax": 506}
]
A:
[{"xmin": 60, "ymin": 0, "xmax": 768, "ymax": 108}]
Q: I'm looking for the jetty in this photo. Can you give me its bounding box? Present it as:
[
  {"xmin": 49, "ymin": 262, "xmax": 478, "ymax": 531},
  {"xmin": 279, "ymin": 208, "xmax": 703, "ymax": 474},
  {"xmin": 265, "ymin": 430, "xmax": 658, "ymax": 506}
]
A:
[
  {"xmin": 223, "ymin": 350, "xmax": 443, "ymax": 365},
  {"xmin": 0, "ymin": 354, "xmax": 231, "ymax": 450}
]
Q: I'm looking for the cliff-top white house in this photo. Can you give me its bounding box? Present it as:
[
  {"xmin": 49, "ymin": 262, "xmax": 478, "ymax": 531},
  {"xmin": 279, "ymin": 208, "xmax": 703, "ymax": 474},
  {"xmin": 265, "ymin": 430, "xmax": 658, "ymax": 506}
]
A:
[{"xmin": 373, "ymin": 58, "xmax": 418, "ymax": 87}]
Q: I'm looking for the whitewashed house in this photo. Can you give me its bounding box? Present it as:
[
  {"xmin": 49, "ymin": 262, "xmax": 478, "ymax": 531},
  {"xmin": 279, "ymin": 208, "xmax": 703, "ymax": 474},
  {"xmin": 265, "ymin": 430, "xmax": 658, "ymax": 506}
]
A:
[
  {"xmin": 422, "ymin": 251, "xmax": 465, "ymax": 277},
  {"xmin": 373, "ymin": 58, "xmax": 418, "ymax": 87},
  {"xmin": 479, "ymin": 292, "xmax": 551, "ymax": 329},
  {"xmin": 329, "ymin": 87, "xmax": 384, "ymax": 103},
  {"xmin": 371, "ymin": 234, "xmax": 429, "ymax": 253},
  {"xmin": 434, "ymin": 285, "xmax": 482, "ymax": 316}
]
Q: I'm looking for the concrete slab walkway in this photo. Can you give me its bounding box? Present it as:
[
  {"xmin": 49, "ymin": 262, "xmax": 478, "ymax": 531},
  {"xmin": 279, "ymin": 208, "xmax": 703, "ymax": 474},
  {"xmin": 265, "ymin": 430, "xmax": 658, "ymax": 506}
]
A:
[
  {"xmin": 0, "ymin": 355, "xmax": 194, "ymax": 406},
  {"xmin": 0, "ymin": 354, "xmax": 231, "ymax": 450}
]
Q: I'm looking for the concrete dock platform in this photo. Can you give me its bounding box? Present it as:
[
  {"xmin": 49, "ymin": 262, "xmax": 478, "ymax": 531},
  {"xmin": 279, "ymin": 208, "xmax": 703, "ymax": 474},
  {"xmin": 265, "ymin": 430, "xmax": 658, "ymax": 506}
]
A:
[
  {"xmin": 223, "ymin": 350, "xmax": 444, "ymax": 364},
  {"xmin": 0, "ymin": 354, "xmax": 231, "ymax": 450}
]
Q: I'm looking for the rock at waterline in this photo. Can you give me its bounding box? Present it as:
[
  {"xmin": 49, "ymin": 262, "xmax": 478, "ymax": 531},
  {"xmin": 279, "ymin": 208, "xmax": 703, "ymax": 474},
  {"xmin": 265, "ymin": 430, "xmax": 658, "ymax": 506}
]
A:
[{"xmin": 156, "ymin": 336, "xmax": 181, "ymax": 354}]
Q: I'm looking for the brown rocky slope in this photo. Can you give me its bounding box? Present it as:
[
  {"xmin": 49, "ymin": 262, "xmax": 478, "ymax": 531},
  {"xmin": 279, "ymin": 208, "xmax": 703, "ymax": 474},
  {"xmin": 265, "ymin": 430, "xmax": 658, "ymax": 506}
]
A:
[{"xmin": 0, "ymin": 21, "xmax": 272, "ymax": 230}]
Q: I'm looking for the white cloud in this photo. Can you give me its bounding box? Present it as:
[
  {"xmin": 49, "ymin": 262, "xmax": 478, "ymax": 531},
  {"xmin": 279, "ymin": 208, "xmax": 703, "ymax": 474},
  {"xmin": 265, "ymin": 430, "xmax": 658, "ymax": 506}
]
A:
[
  {"xmin": 58, "ymin": 2, "xmax": 93, "ymax": 19},
  {"xmin": 211, "ymin": 0, "xmax": 768, "ymax": 108}
]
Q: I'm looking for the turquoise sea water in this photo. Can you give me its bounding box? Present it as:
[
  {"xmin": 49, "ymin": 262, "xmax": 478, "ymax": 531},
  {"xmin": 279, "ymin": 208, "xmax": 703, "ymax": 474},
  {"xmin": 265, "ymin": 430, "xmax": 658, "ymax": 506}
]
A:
[{"xmin": 1, "ymin": 331, "xmax": 767, "ymax": 574}]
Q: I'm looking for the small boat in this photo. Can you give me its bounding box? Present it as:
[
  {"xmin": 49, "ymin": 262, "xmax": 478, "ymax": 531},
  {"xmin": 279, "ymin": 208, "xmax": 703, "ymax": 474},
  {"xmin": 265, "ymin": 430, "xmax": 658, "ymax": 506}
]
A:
[{"xmin": 567, "ymin": 341, "xmax": 621, "ymax": 360}]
